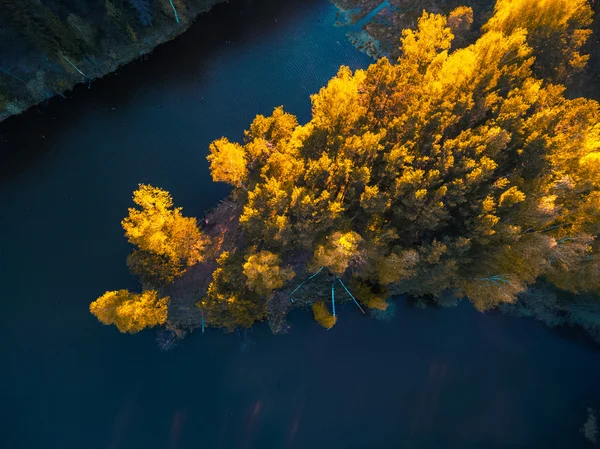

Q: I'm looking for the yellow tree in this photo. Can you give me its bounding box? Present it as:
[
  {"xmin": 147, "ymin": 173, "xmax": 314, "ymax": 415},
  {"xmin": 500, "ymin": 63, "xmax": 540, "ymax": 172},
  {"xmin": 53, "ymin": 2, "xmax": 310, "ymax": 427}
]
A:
[
  {"xmin": 122, "ymin": 184, "xmax": 204, "ymax": 285},
  {"xmin": 483, "ymin": 0, "xmax": 593, "ymax": 82},
  {"xmin": 207, "ymin": 137, "xmax": 248, "ymax": 188},
  {"xmin": 400, "ymin": 11, "xmax": 454, "ymax": 76},
  {"xmin": 198, "ymin": 251, "xmax": 268, "ymax": 330},
  {"xmin": 245, "ymin": 106, "xmax": 298, "ymax": 147},
  {"xmin": 199, "ymin": 2, "xmax": 600, "ymax": 328},
  {"xmin": 126, "ymin": 250, "xmax": 182, "ymax": 287},
  {"xmin": 312, "ymin": 301, "xmax": 337, "ymax": 329},
  {"xmin": 447, "ymin": 6, "xmax": 474, "ymax": 48},
  {"xmin": 311, "ymin": 231, "xmax": 363, "ymax": 275},
  {"xmin": 243, "ymin": 250, "xmax": 295, "ymax": 296},
  {"xmin": 310, "ymin": 66, "xmax": 367, "ymax": 143},
  {"xmin": 90, "ymin": 290, "xmax": 169, "ymax": 333}
]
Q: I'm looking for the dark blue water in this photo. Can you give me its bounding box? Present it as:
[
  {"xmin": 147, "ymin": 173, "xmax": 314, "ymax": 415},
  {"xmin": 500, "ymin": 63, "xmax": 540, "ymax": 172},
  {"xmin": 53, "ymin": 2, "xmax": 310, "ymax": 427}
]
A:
[{"xmin": 1, "ymin": 0, "xmax": 599, "ymax": 448}]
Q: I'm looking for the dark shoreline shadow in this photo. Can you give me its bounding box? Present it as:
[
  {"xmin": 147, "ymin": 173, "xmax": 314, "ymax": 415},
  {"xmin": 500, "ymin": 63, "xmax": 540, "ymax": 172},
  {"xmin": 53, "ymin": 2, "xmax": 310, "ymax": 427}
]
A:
[{"xmin": 0, "ymin": 0, "xmax": 326, "ymax": 183}]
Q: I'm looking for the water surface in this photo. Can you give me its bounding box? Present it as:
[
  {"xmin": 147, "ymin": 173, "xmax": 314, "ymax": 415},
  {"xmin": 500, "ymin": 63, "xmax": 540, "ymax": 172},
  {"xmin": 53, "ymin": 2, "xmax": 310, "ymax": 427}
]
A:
[{"xmin": 1, "ymin": 0, "xmax": 598, "ymax": 448}]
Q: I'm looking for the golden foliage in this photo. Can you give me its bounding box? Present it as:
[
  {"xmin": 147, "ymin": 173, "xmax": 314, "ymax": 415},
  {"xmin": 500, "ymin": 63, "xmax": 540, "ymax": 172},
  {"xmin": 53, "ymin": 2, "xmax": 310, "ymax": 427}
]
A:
[
  {"xmin": 368, "ymin": 297, "xmax": 389, "ymax": 311},
  {"xmin": 90, "ymin": 290, "xmax": 169, "ymax": 333},
  {"xmin": 126, "ymin": 249, "xmax": 182, "ymax": 287},
  {"xmin": 350, "ymin": 280, "xmax": 390, "ymax": 310},
  {"xmin": 122, "ymin": 184, "xmax": 204, "ymax": 285},
  {"xmin": 312, "ymin": 301, "xmax": 337, "ymax": 329},
  {"xmin": 311, "ymin": 231, "xmax": 363, "ymax": 275},
  {"xmin": 377, "ymin": 249, "xmax": 419, "ymax": 285},
  {"xmin": 400, "ymin": 11, "xmax": 454, "ymax": 74},
  {"xmin": 245, "ymin": 106, "xmax": 298, "ymax": 147},
  {"xmin": 199, "ymin": 251, "xmax": 268, "ymax": 330},
  {"xmin": 92, "ymin": 0, "xmax": 600, "ymax": 335},
  {"xmin": 447, "ymin": 6, "xmax": 473, "ymax": 37},
  {"xmin": 243, "ymin": 250, "xmax": 295, "ymax": 296},
  {"xmin": 207, "ymin": 137, "xmax": 248, "ymax": 188},
  {"xmin": 483, "ymin": 0, "xmax": 593, "ymax": 81}
]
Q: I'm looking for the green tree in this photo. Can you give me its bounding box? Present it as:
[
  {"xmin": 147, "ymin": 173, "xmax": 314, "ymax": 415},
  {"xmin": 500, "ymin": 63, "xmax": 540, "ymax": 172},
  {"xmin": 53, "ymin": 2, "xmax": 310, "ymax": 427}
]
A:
[{"xmin": 1, "ymin": 0, "xmax": 86, "ymax": 63}]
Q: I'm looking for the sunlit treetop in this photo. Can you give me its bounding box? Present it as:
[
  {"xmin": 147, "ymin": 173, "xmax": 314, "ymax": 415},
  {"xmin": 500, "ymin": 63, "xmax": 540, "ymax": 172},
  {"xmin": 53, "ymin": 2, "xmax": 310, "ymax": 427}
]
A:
[
  {"xmin": 93, "ymin": 0, "xmax": 599, "ymax": 334},
  {"xmin": 122, "ymin": 184, "xmax": 205, "ymax": 276},
  {"xmin": 483, "ymin": 0, "xmax": 593, "ymax": 82},
  {"xmin": 90, "ymin": 290, "xmax": 169, "ymax": 334},
  {"xmin": 201, "ymin": 1, "xmax": 600, "ymax": 326}
]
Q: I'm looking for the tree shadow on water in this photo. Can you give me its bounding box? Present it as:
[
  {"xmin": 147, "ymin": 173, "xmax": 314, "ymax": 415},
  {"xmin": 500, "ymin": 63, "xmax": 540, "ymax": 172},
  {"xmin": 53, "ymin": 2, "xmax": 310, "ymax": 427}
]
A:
[{"xmin": 236, "ymin": 328, "xmax": 256, "ymax": 354}]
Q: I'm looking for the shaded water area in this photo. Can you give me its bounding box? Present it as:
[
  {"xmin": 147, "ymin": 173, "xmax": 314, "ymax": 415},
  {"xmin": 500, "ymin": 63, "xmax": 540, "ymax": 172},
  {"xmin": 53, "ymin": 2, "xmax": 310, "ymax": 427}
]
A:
[{"xmin": 1, "ymin": 0, "xmax": 599, "ymax": 448}]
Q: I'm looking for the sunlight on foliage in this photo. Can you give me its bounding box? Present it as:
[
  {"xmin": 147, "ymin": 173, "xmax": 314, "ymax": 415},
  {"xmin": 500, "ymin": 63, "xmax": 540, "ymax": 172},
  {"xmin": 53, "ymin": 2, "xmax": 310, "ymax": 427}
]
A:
[
  {"xmin": 93, "ymin": 0, "xmax": 600, "ymax": 333},
  {"xmin": 243, "ymin": 250, "xmax": 295, "ymax": 296},
  {"xmin": 90, "ymin": 290, "xmax": 169, "ymax": 333},
  {"xmin": 122, "ymin": 184, "xmax": 205, "ymax": 285},
  {"xmin": 312, "ymin": 301, "xmax": 337, "ymax": 329},
  {"xmin": 201, "ymin": 2, "xmax": 599, "ymax": 322}
]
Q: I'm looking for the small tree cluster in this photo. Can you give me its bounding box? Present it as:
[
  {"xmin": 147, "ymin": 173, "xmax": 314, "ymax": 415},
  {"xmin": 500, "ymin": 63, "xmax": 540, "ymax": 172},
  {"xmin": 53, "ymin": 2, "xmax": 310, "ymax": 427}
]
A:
[
  {"xmin": 90, "ymin": 289, "xmax": 169, "ymax": 333},
  {"xmin": 90, "ymin": 185, "xmax": 204, "ymax": 333},
  {"xmin": 122, "ymin": 184, "xmax": 205, "ymax": 286}
]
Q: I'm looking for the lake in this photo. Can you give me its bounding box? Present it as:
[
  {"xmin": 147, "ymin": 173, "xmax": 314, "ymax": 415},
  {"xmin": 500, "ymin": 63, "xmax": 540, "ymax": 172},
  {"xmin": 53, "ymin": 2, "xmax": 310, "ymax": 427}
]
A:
[{"xmin": 1, "ymin": 0, "xmax": 599, "ymax": 448}]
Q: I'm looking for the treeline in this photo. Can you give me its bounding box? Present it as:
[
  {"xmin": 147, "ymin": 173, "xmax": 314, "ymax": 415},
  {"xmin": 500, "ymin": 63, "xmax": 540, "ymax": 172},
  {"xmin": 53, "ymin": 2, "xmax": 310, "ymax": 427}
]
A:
[
  {"xmin": 0, "ymin": 0, "xmax": 220, "ymax": 120},
  {"xmin": 90, "ymin": 0, "xmax": 600, "ymax": 336}
]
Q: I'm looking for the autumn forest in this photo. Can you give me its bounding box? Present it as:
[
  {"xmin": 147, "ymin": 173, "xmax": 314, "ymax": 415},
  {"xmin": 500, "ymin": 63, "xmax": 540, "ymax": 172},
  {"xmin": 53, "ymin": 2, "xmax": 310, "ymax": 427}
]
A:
[{"xmin": 89, "ymin": 0, "xmax": 600, "ymax": 340}]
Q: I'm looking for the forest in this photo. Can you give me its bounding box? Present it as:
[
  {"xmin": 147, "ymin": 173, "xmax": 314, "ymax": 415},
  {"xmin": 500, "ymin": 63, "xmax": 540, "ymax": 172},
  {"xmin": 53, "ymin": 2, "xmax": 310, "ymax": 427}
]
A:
[
  {"xmin": 334, "ymin": 0, "xmax": 600, "ymax": 99},
  {"xmin": 0, "ymin": 0, "xmax": 221, "ymax": 122},
  {"xmin": 89, "ymin": 0, "xmax": 600, "ymax": 339}
]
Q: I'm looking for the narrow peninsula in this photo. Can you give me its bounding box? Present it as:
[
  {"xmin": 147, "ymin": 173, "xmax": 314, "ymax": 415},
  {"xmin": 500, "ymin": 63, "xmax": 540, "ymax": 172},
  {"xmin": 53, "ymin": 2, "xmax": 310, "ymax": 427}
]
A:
[{"xmin": 90, "ymin": 0, "xmax": 600, "ymax": 342}]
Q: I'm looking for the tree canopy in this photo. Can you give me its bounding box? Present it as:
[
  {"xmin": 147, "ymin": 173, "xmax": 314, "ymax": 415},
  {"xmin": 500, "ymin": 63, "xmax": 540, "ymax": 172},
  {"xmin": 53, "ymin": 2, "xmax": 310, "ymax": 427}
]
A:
[
  {"xmin": 92, "ymin": 0, "xmax": 600, "ymax": 334},
  {"xmin": 483, "ymin": 0, "xmax": 593, "ymax": 82},
  {"xmin": 90, "ymin": 290, "xmax": 169, "ymax": 333},
  {"xmin": 123, "ymin": 184, "xmax": 205, "ymax": 286},
  {"xmin": 202, "ymin": 1, "xmax": 599, "ymax": 325}
]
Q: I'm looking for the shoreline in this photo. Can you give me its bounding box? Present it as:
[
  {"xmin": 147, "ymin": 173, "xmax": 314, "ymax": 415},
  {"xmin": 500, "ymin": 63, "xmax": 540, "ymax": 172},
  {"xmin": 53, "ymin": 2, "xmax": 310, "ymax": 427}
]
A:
[{"xmin": 0, "ymin": 0, "xmax": 225, "ymax": 124}]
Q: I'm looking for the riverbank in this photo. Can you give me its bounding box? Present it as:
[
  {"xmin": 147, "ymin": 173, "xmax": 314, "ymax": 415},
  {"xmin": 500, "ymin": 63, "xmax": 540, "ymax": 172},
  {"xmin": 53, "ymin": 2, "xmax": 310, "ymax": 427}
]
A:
[{"xmin": 0, "ymin": 0, "xmax": 224, "ymax": 124}]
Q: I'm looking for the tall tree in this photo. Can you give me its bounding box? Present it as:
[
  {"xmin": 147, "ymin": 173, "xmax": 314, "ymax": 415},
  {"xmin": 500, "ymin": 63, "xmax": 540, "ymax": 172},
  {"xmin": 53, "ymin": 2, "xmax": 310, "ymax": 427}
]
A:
[
  {"xmin": 122, "ymin": 184, "xmax": 205, "ymax": 285},
  {"xmin": 243, "ymin": 250, "xmax": 295, "ymax": 296}
]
